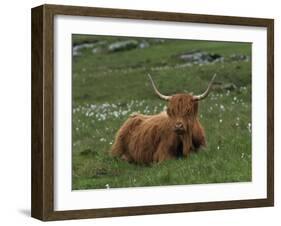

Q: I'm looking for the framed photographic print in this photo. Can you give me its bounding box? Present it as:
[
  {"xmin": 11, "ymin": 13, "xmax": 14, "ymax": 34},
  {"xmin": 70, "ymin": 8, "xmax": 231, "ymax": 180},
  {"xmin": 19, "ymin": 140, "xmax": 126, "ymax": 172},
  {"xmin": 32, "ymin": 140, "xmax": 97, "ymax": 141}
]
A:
[{"xmin": 31, "ymin": 4, "xmax": 274, "ymax": 221}]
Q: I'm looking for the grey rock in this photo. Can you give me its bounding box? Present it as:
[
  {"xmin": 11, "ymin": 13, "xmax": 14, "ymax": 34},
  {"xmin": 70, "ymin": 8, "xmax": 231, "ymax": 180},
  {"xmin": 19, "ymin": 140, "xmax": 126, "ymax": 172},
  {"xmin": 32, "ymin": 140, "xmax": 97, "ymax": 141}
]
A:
[
  {"xmin": 73, "ymin": 41, "xmax": 107, "ymax": 56},
  {"xmin": 212, "ymin": 82, "xmax": 237, "ymax": 91},
  {"xmin": 139, "ymin": 41, "xmax": 150, "ymax": 49},
  {"xmin": 179, "ymin": 51, "xmax": 223, "ymax": 65},
  {"xmin": 230, "ymin": 54, "xmax": 249, "ymax": 62},
  {"xmin": 73, "ymin": 43, "xmax": 95, "ymax": 56},
  {"xmin": 108, "ymin": 40, "xmax": 139, "ymax": 52}
]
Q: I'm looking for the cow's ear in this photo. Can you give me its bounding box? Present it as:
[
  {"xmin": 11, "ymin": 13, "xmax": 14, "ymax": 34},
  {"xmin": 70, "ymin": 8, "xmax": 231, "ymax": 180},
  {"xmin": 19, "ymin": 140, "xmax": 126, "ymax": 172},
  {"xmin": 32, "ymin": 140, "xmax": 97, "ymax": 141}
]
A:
[{"xmin": 192, "ymin": 97, "xmax": 199, "ymax": 102}]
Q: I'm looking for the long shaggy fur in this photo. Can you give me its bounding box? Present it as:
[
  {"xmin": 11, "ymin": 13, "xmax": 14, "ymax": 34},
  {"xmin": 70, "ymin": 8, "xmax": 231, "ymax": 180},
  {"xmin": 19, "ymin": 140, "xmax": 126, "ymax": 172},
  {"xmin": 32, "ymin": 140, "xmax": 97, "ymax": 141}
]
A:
[{"xmin": 111, "ymin": 94, "xmax": 206, "ymax": 164}]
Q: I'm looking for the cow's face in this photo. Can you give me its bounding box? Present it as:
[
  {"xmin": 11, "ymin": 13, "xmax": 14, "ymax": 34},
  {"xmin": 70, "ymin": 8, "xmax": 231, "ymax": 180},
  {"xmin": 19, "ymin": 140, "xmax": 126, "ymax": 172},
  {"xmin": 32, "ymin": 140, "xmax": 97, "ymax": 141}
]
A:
[
  {"xmin": 147, "ymin": 73, "xmax": 216, "ymax": 135},
  {"xmin": 166, "ymin": 94, "xmax": 198, "ymax": 135}
]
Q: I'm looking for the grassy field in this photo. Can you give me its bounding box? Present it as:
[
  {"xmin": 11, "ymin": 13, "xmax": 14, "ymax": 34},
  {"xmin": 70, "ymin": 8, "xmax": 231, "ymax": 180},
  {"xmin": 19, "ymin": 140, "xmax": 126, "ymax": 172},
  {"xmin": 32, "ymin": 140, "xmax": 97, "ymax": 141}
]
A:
[{"xmin": 72, "ymin": 35, "xmax": 252, "ymax": 190}]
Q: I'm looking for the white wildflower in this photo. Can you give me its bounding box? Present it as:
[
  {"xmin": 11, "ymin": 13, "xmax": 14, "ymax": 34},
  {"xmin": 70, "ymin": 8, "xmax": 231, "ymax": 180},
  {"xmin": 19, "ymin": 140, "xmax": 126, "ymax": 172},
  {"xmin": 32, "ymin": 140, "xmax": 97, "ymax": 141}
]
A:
[
  {"xmin": 122, "ymin": 110, "xmax": 128, "ymax": 116},
  {"xmin": 248, "ymin": 123, "xmax": 252, "ymax": 133},
  {"xmin": 113, "ymin": 111, "xmax": 119, "ymax": 118},
  {"xmin": 100, "ymin": 138, "xmax": 106, "ymax": 142}
]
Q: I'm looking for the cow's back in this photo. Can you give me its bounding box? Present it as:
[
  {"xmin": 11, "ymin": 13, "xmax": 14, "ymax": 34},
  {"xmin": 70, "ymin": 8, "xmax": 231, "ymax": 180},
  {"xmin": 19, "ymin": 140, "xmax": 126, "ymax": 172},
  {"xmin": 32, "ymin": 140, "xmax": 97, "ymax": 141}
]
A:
[{"xmin": 127, "ymin": 112, "xmax": 169, "ymax": 163}]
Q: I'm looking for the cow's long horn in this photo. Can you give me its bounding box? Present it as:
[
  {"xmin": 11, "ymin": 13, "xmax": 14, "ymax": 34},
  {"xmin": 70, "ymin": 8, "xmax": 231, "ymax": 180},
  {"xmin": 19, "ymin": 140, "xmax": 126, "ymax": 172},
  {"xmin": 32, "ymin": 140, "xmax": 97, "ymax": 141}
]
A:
[
  {"xmin": 147, "ymin": 74, "xmax": 171, "ymax": 101},
  {"xmin": 193, "ymin": 74, "xmax": 216, "ymax": 101}
]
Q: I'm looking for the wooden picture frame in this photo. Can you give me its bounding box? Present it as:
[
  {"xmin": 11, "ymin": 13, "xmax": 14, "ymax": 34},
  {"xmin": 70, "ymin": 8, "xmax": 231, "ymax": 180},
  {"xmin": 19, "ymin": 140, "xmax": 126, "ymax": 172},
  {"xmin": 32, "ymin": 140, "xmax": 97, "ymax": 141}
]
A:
[{"xmin": 31, "ymin": 4, "xmax": 274, "ymax": 221}]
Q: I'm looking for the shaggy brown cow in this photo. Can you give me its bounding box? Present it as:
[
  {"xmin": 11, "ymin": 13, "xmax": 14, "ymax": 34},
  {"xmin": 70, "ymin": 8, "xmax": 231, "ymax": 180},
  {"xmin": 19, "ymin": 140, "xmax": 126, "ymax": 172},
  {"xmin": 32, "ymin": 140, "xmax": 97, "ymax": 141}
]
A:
[{"xmin": 110, "ymin": 74, "xmax": 216, "ymax": 164}]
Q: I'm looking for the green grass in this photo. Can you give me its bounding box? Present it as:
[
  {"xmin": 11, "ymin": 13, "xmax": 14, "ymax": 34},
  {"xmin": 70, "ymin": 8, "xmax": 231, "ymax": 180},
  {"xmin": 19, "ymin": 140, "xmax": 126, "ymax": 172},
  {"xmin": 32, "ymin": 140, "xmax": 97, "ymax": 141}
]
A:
[{"xmin": 72, "ymin": 35, "xmax": 252, "ymax": 190}]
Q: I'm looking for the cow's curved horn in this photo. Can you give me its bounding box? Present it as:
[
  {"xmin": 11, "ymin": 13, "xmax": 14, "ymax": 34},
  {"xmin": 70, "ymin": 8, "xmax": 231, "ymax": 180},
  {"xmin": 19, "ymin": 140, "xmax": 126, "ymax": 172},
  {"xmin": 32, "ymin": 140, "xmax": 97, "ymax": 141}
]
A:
[
  {"xmin": 147, "ymin": 74, "xmax": 171, "ymax": 101},
  {"xmin": 193, "ymin": 74, "xmax": 216, "ymax": 101}
]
